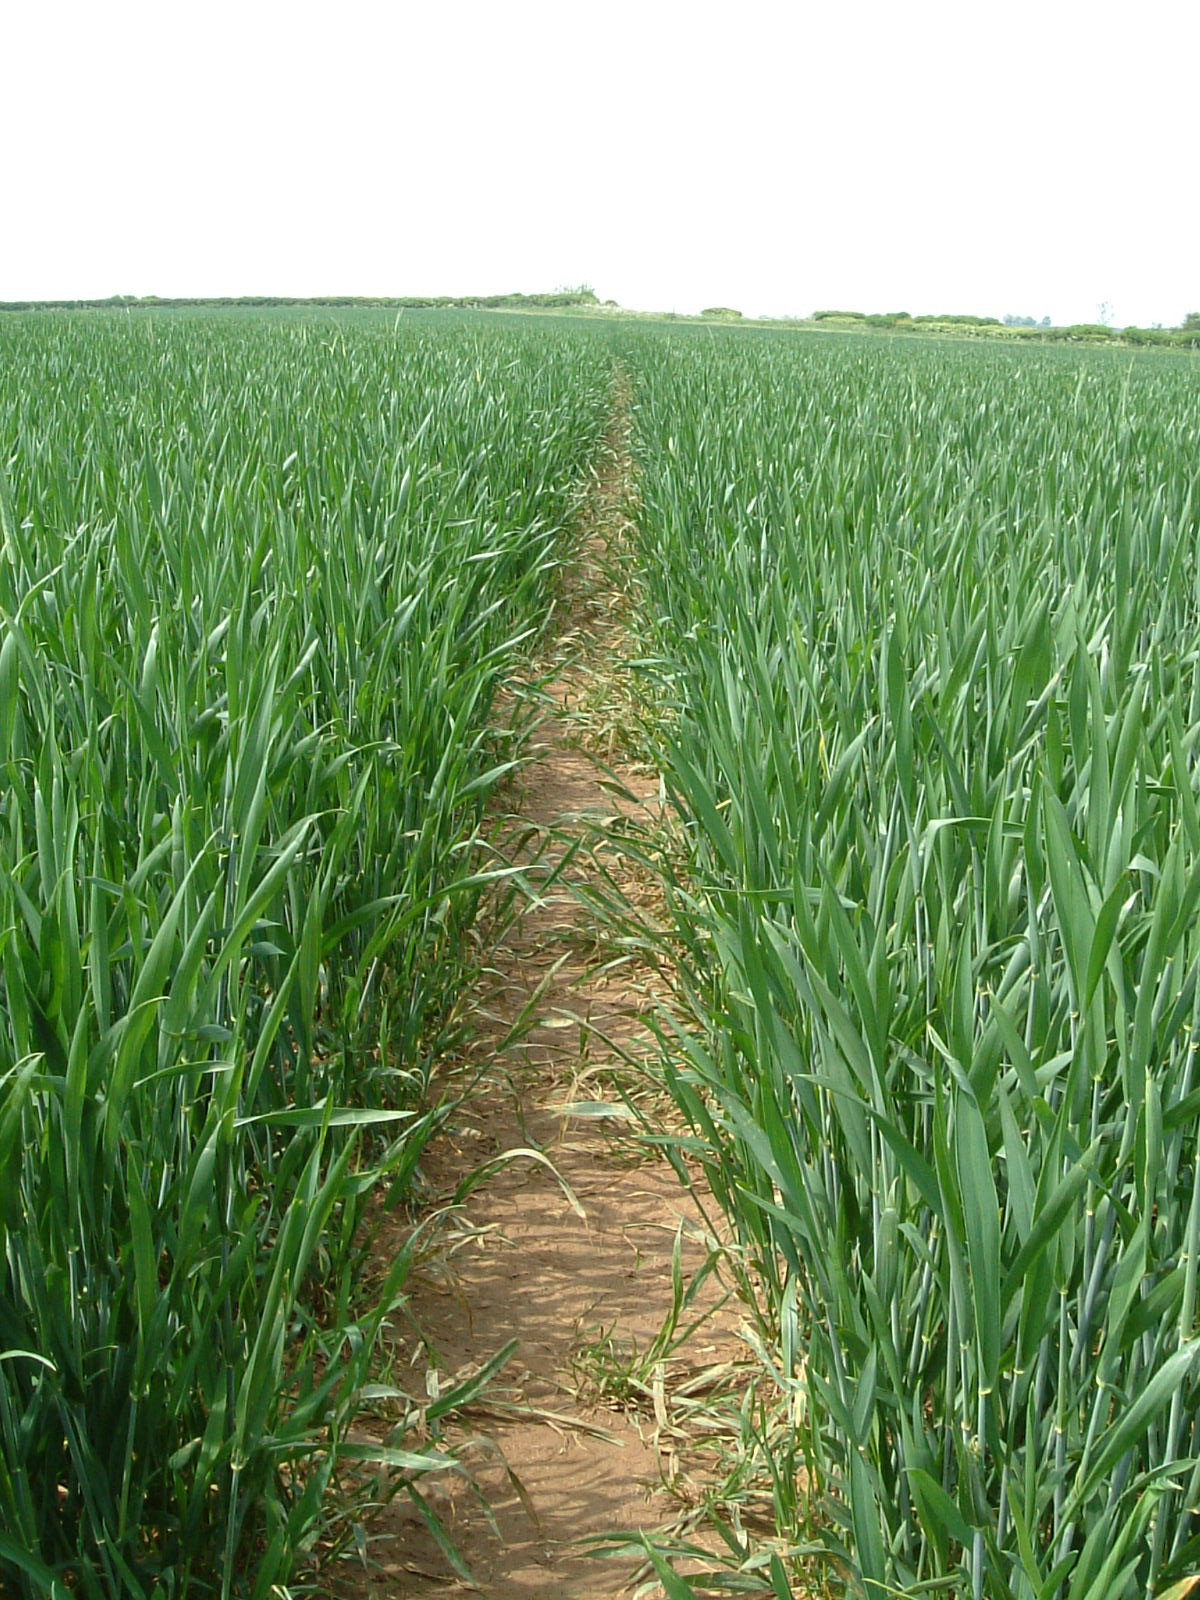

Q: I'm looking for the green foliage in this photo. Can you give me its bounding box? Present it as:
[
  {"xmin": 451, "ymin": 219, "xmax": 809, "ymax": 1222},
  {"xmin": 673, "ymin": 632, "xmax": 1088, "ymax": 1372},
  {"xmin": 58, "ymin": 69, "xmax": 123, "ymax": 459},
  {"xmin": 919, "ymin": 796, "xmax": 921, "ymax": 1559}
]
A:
[
  {"xmin": 811, "ymin": 309, "xmax": 1200, "ymax": 348},
  {"xmin": 619, "ymin": 326, "xmax": 1200, "ymax": 1600},
  {"xmin": 1062, "ymin": 321, "xmax": 1119, "ymax": 340},
  {"xmin": 0, "ymin": 290, "xmax": 600, "ymax": 313},
  {"xmin": 0, "ymin": 311, "xmax": 608, "ymax": 1595}
]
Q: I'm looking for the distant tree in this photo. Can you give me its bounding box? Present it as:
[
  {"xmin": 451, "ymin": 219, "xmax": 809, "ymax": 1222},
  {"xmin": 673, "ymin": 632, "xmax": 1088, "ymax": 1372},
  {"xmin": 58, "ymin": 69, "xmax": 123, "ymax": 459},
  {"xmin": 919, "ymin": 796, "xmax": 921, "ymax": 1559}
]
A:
[
  {"xmin": 1041, "ymin": 316, "xmax": 1051, "ymax": 328},
  {"xmin": 702, "ymin": 306, "xmax": 743, "ymax": 320},
  {"xmin": 1185, "ymin": 312, "xmax": 1200, "ymax": 330}
]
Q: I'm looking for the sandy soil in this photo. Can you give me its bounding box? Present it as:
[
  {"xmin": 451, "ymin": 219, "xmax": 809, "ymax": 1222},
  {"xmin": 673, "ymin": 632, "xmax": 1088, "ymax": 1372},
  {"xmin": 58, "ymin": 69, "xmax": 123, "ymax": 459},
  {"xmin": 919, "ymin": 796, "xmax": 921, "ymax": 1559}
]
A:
[{"xmin": 328, "ymin": 388, "xmax": 741, "ymax": 1598}]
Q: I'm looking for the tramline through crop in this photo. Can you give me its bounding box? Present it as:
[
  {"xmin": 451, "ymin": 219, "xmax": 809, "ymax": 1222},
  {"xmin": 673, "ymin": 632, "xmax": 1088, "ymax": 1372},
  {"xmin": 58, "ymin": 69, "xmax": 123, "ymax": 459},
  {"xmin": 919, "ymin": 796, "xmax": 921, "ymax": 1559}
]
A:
[{"xmin": 5, "ymin": 305, "xmax": 1200, "ymax": 1600}]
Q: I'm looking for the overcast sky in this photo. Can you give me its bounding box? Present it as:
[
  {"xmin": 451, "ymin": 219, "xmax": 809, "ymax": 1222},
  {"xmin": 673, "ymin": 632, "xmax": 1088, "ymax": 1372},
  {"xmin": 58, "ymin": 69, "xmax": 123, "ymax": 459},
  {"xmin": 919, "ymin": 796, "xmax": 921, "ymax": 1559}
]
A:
[{"xmin": 4, "ymin": 0, "xmax": 1197, "ymax": 327}]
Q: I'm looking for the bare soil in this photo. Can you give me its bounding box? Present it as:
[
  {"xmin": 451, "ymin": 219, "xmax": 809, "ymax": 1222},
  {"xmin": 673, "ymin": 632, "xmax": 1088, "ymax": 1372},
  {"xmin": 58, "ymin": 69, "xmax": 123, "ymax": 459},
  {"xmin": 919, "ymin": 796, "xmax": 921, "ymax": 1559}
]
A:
[{"xmin": 331, "ymin": 390, "xmax": 740, "ymax": 1598}]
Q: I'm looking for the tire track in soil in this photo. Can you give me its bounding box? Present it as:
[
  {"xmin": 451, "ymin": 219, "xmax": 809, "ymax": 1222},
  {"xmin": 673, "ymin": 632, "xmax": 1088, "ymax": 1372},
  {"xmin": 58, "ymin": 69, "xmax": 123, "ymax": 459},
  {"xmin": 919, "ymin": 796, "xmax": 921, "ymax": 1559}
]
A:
[{"xmin": 335, "ymin": 381, "xmax": 736, "ymax": 1598}]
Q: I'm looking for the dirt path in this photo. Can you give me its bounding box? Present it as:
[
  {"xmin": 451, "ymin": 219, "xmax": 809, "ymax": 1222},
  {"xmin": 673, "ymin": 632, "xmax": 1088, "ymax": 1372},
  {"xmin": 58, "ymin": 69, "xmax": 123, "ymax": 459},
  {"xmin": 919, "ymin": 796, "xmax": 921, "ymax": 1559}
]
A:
[{"xmin": 338, "ymin": 386, "xmax": 736, "ymax": 1597}]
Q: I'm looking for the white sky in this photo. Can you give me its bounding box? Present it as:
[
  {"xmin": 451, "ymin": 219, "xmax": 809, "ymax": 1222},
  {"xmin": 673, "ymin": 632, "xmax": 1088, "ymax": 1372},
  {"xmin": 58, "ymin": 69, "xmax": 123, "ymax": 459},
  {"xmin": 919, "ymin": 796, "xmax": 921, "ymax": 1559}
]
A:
[{"xmin": 3, "ymin": 0, "xmax": 1197, "ymax": 327}]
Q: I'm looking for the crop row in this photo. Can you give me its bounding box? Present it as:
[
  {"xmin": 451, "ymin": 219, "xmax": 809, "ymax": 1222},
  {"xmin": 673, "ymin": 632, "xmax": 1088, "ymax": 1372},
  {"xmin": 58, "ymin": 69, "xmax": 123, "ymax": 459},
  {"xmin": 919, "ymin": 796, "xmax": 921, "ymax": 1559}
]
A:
[
  {"xmin": 621, "ymin": 328, "xmax": 1200, "ymax": 1599},
  {"xmin": 0, "ymin": 311, "xmax": 609, "ymax": 1597}
]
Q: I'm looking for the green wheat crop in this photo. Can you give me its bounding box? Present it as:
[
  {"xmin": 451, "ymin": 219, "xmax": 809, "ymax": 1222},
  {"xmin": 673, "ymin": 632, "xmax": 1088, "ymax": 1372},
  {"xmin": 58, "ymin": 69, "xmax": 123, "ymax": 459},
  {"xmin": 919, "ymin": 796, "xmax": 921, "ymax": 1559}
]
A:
[
  {"xmin": 0, "ymin": 308, "xmax": 608, "ymax": 1597},
  {"xmin": 621, "ymin": 327, "xmax": 1200, "ymax": 1600}
]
